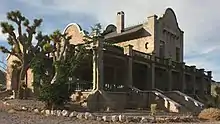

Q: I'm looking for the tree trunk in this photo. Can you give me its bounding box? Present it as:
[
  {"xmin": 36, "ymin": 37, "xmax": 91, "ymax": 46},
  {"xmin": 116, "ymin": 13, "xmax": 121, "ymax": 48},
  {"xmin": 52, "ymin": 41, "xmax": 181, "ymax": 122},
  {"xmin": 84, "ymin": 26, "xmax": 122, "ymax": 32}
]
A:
[
  {"xmin": 50, "ymin": 72, "xmax": 57, "ymax": 84},
  {"xmin": 16, "ymin": 65, "xmax": 28, "ymax": 99}
]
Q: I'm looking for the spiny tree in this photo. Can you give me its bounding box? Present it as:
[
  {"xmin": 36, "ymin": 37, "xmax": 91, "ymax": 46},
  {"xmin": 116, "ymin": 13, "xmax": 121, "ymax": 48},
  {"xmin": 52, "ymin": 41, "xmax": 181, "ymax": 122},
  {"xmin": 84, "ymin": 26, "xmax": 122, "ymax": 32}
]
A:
[
  {"xmin": 31, "ymin": 31, "xmax": 88, "ymax": 109},
  {"xmin": 30, "ymin": 24, "xmax": 103, "ymax": 109},
  {"xmin": 0, "ymin": 10, "xmax": 45, "ymax": 99}
]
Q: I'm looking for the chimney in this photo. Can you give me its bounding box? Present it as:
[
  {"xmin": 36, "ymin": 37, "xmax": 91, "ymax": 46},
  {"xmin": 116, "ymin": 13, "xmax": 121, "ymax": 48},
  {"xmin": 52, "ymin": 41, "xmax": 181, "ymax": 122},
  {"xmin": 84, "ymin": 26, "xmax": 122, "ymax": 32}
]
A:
[{"xmin": 116, "ymin": 11, "xmax": 125, "ymax": 33}]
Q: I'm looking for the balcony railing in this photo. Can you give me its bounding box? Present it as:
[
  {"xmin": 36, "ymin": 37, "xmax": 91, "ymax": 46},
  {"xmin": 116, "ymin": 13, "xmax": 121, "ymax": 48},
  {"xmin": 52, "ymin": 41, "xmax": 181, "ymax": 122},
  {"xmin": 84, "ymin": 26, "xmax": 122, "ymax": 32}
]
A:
[
  {"xmin": 132, "ymin": 50, "xmax": 152, "ymax": 60},
  {"xmin": 71, "ymin": 80, "xmax": 93, "ymax": 91},
  {"xmin": 155, "ymin": 57, "xmax": 169, "ymax": 65},
  {"xmin": 104, "ymin": 84, "xmax": 128, "ymax": 92}
]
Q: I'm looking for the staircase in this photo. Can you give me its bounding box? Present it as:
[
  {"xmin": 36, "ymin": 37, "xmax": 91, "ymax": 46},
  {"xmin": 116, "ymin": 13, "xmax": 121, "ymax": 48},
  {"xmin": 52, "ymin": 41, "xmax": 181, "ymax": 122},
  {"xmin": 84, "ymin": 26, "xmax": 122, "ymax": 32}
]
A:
[
  {"xmin": 129, "ymin": 87, "xmax": 204, "ymax": 113},
  {"xmin": 159, "ymin": 90, "xmax": 204, "ymax": 113},
  {"xmin": 73, "ymin": 86, "xmax": 204, "ymax": 113},
  {"xmin": 128, "ymin": 87, "xmax": 187, "ymax": 113}
]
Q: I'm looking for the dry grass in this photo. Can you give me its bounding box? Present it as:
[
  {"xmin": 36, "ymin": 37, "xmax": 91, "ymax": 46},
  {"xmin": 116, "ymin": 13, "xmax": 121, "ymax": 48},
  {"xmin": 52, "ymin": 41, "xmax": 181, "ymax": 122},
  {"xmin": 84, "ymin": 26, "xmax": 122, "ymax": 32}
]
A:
[{"xmin": 198, "ymin": 108, "xmax": 220, "ymax": 121}]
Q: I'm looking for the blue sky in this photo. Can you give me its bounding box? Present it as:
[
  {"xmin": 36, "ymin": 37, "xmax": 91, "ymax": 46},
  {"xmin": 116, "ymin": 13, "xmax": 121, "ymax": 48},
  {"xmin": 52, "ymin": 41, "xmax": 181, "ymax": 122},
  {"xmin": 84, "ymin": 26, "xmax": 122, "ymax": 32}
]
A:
[{"xmin": 0, "ymin": 0, "xmax": 220, "ymax": 81}]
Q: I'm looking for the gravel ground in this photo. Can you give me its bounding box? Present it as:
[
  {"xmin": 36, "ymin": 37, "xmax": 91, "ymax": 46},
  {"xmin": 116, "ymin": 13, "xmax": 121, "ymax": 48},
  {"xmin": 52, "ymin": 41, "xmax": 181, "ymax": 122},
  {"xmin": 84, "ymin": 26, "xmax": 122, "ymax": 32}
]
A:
[
  {"xmin": 0, "ymin": 99, "xmax": 220, "ymax": 124},
  {"xmin": 0, "ymin": 111, "xmax": 219, "ymax": 124},
  {"xmin": 0, "ymin": 111, "xmax": 105, "ymax": 124}
]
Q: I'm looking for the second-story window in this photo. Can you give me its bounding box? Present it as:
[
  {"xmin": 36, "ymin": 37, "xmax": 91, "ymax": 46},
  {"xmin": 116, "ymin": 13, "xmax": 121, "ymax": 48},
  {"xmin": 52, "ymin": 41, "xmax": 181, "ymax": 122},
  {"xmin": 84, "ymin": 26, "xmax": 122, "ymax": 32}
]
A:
[
  {"xmin": 159, "ymin": 41, "xmax": 165, "ymax": 58},
  {"xmin": 176, "ymin": 47, "xmax": 180, "ymax": 62}
]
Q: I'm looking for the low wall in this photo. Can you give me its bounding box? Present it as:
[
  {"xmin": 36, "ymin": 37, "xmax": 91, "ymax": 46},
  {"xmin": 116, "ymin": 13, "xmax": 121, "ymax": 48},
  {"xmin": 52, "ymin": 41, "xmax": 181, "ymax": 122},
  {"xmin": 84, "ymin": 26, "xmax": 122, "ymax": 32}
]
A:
[
  {"xmin": 0, "ymin": 90, "xmax": 12, "ymax": 100},
  {"xmin": 86, "ymin": 90, "xmax": 185, "ymax": 113},
  {"xmin": 165, "ymin": 91, "xmax": 204, "ymax": 113}
]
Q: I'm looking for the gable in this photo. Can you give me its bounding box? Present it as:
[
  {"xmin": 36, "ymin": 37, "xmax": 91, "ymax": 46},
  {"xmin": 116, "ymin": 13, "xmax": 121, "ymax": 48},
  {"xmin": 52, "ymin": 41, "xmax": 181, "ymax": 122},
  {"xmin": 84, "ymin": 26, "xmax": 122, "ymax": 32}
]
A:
[
  {"xmin": 63, "ymin": 23, "xmax": 86, "ymax": 45},
  {"xmin": 161, "ymin": 8, "xmax": 181, "ymax": 31}
]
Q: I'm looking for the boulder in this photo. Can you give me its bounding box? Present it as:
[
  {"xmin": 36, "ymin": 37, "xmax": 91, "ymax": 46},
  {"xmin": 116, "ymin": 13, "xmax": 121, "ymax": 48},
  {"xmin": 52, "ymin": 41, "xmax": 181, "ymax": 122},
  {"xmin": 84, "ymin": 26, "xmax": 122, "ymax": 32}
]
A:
[
  {"xmin": 198, "ymin": 108, "xmax": 220, "ymax": 121},
  {"xmin": 8, "ymin": 109, "xmax": 15, "ymax": 114},
  {"xmin": 102, "ymin": 116, "xmax": 110, "ymax": 122},
  {"xmin": 140, "ymin": 117, "xmax": 150, "ymax": 123},
  {"xmin": 111, "ymin": 115, "xmax": 118, "ymax": 122},
  {"xmin": 45, "ymin": 110, "xmax": 50, "ymax": 116},
  {"xmin": 33, "ymin": 108, "xmax": 40, "ymax": 113},
  {"xmin": 50, "ymin": 110, "xmax": 56, "ymax": 116},
  {"xmin": 56, "ymin": 110, "xmax": 62, "ymax": 116},
  {"xmin": 69, "ymin": 111, "xmax": 77, "ymax": 118},
  {"xmin": 118, "ymin": 114, "xmax": 126, "ymax": 122},
  {"xmin": 61, "ymin": 110, "xmax": 69, "ymax": 117},
  {"xmin": 76, "ymin": 113, "xmax": 84, "ymax": 119},
  {"xmin": 40, "ymin": 110, "xmax": 45, "ymax": 114},
  {"xmin": 21, "ymin": 106, "xmax": 28, "ymax": 111},
  {"xmin": 96, "ymin": 116, "xmax": 102, "ymax": 121},
  {"xmin": 84, "ymin": 112, "xmax": 93, "ymax": 120}
]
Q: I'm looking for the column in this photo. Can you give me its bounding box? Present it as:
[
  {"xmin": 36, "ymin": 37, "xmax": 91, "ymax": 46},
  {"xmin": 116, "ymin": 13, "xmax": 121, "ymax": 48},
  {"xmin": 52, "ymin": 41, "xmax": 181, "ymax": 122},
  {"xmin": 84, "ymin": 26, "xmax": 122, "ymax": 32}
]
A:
[
  {"xmin": 124, "ymin": 45, "xmax": 133, "ymax": 87},
  {"xmin": 181, "ymin": 62, "xmax": 186, "ymax": 92},
  {"xmin": 167, "ymin": 58, "xmax": 172, "ymax": 91},
  {"xmin": 191, "ymin": 66, "xmax": 196, "ymax": 95},
  {"xmin": 151, "ymin": 52, "xmax": 155, "ymax": 89},
  {"xmin": 92, "ymin": 46, "xmax": 97, "ymax": 90},
  {"xmin": 92, "ymin": 39, "xmax": 104, "ymax": 91},
  {"xmin": 199, "ymin": 69, "xmax": 205, "ymax": 95},
  {"xmin": 207, "ymin": 71, "xmax": 212, "ymax": 94}
]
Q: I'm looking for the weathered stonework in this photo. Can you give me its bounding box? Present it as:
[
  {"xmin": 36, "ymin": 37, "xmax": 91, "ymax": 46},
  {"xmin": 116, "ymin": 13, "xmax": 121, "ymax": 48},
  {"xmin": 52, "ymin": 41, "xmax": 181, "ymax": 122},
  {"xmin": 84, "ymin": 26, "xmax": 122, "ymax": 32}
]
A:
[{"xmin": 5, "ymin": 8, "xmax": 213, "ymax": 113}]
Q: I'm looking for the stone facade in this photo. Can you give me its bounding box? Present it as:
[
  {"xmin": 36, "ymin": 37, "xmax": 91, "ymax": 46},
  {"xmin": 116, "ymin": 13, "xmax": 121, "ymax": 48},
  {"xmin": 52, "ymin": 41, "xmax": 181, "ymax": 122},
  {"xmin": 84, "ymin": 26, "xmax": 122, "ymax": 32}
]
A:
[{"xmin": 5, "ymin": 8, "xmax": 213, "ymax": 112}]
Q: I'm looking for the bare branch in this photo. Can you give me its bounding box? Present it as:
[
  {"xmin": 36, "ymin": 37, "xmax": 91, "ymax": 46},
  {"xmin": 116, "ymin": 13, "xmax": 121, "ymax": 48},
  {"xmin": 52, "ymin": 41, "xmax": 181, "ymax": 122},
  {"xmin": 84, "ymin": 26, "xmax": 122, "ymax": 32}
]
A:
[{"xmin": 0, "ymin": 46, "xmax": 22, "ymax": 61}]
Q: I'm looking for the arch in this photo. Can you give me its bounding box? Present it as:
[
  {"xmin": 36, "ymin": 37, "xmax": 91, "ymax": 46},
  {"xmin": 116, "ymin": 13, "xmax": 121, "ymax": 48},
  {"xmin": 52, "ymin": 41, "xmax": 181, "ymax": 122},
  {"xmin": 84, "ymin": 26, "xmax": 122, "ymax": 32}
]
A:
[
  {"xmin": 63, "ymin": 23, "xmax": 86, "ymax": 45},
  {"xmin": 162, "ymin": 8, "xmax": 180, "ymax": 30},
  {"xmin": 103, "ymin": 24, "xmax": 116, "ymax": 34},
  {"xmin": 63, "ymin": 23, "xmax": 85, "ymax": 36}
]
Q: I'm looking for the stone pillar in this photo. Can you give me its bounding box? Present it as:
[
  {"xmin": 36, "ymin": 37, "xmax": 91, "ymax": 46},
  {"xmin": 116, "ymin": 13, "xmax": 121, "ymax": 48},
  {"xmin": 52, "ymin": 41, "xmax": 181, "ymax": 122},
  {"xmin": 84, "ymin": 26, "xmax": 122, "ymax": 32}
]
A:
[
  {"xmin": 167, "ymin": 58, "xmax": 172, "ymax": 91},
  {"xmin": 182, "ymin": 62, "xmax": 186, "ymax": 92},
  {"xmin": 207, "ymin": 71, "xmax": 212, "ymax": 94},
  {"xmin": 92, "ymin": 47, "xmax": 97, "ymax": 90},
  {"xmin": 199, "ymin": 69, "xmax": 205, "ymax": 95},
  {"xmin": 92, "ymin": 39, "xmax": 104, "ymax": 91},
  {"xmin": 151, "ymin": 52, "xmax": 155, "ymax": 89},
  {"xmin": 124, "ymin": 45, "xmax": 133, "ymax": 87},
  {"xmin": 191, "ymin": 66, "xmax": 196, "ymax": 95},
  {"xmin": 207, "ymin": 71, "xmax": 212, "ymax": 79}
]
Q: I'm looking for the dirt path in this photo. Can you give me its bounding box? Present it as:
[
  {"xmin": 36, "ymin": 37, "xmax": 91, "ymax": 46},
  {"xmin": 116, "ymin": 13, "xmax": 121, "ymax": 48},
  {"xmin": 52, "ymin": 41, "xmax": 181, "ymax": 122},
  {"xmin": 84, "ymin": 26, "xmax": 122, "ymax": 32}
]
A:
[
  {"xmin": 0, "ymin": 99, "xmax": 219, "ymax": 124},
  {"xmin": 0, "ymin": 111, "xmax": 107, "ymax": 124}
]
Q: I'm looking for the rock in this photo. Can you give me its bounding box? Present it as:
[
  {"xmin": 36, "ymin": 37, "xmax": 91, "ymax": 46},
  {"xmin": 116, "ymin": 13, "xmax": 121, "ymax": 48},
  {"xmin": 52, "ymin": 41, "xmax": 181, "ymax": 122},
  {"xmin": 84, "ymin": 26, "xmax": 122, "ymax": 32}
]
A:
[
  {"xmin": 140, "ymin": 117, "xmax": 150, "ymax": 123},
  {"xmin": 69, "ymin": 111, "xmax": 77, "ymax": 118},
  {"xmin": 8, "ymin": 95, "xmax": 15, "ymax": 99},
  {"xmin": 76, "ymin": 113, "xmax": 84, "ymax": 119},
  {"xmin": 118, "ymin": 114, "xmax": 125, "ymax": 122},
  {"xmin": 96, "ymin": 116, "xmax": 102, "ymax": 121},
  {"xmin": 111, "ymin": 115, "xmax": 118, "ymax": 122},
  {"xmin": 173, "ymin": 117, "xmax": 180, "ymax": 122},
  {"xmin": 61, "ymin": 110, "xmax": 69, "ymax": 117},
  {"xmin": 21, "ymin": 106, "xmax": 28, "ymax": 111},
  {"xmin": 3, "ymin": 101, "xmax": 10, "ymax": 106},
  {"xmin": 198, "ymin": 108, "xmax": 220, "ymax": 121},
  {"xmin": 40, "ymin": 110, "xmax": 45, "ymax": 114},
  {"xmin": 56, "ymin": 110, "xmax": 62, "ymax": 116},
  {"xmin": 84, "ymin": 112, "xmax": 93, "ymax": 120},
  {"xmin": 129, "ymin": 116, "xmax": 141, "ymax": 123},
  {"xmin": 8, "ymin": 109, "xmax": 15, "ymax": 114},
  {"xmin": 33, "ymin": 108, "xmax": 39, "ymax": 113},
  {"xmin": 102, "ymin": 116, "xmax": 110, "ymax": 122},
  {"xmin": 45, "ymin": 110, "xmax": 50, "ymax": 116},
  {"xmin": 125, "ymin": 116, "xmax": 132, "ymax": 122},
  {"xmin": 50, "ymin": 110, "xmax": 56, "ymax": 116}
]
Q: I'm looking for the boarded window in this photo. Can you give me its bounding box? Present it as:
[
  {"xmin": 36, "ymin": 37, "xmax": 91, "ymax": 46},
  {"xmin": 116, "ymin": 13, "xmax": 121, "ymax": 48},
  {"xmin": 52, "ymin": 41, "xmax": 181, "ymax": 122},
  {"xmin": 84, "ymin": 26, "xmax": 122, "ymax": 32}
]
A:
[{"xmin": 159, "ymin": 41, "xmax": 165, "ymax": 58}]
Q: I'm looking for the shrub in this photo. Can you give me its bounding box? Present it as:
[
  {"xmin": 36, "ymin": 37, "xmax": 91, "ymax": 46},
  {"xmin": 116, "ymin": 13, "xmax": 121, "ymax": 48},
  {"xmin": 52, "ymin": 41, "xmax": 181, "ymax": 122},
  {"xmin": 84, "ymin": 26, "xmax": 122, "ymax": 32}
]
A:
[{"xmin": 198, "ymin": 108, "xmax": 220, "ymax": 120}]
